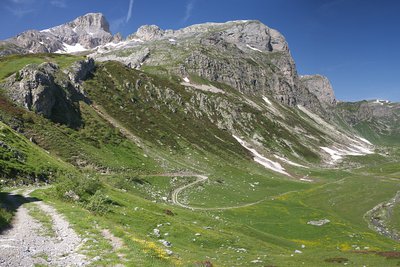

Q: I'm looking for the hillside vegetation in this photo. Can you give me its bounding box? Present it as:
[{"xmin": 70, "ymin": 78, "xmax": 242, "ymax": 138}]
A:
[{"xmin": 0, "ymin": 17, "xmax": 399, "ymax": 265}]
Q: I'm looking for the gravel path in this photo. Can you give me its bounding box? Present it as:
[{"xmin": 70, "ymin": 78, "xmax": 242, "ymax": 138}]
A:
[
  {"xmin": 0, "ymin": 189, "xmax": 88, "ymax": 266},
  {"xmin": 168, "ymin": 173, "xmax": 301, "ymax": 211},
  {"xmin": 170, "ymin": 174, "xmax": 208, "ymax": 209}
]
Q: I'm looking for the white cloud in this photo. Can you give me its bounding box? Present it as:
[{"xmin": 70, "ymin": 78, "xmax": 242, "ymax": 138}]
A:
[
  {"xmin": 50, "ymin": 0, "xmax": 66, "ymax": 8},
  {"xmin": 126, "ymin": 0, "xmax": 134, "ymax": 23},
  {"xmin": 183, "ymin": 0, "xmax": 195, "ymax": 22},
  {"xmin": 10, "ymin": 0, "xmax": 34, "ymax": 3},
  {"xmin": 5, "ymin": 5, "xmax": 35, "ymax": 17},
  {"xmin": 6, "ymin": 0, "xmax": 36, "ymax": 17}
]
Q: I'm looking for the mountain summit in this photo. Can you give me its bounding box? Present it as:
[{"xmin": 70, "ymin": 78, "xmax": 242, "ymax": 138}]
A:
[
  {"xmin": 0, "ymin": 14, "xmax": 338, "ymax": 114},
  {"xmin": 64, "ymin": 12, "xmax": 111, "ymax": 33},
  {"xmin": 0, "ymin": 13, "xmax": 118, "ymax": 55}
]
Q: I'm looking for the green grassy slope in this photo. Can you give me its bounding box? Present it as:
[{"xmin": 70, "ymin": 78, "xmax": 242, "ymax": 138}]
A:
[{"xmin": 0, "ymin": 55, "xmax": 399, "ymax": 266}]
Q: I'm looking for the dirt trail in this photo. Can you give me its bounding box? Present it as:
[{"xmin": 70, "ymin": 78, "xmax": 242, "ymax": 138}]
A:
[
  {"xmin": 167, "ymin": 173, "xmax": 299, "ymax": 211},
  {"xmin": 91, "ymin": 103, "xmax": 143, "ymax": 147},
  {"xmin": 0, "ymin": 188, "xmax": 88, "ymax": 266},
  {"xmin": 170, "ymin": 174, "xmax": 208, "ymax": 209}
]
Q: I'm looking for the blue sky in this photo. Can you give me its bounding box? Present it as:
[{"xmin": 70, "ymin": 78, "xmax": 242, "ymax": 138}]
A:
[{"xmin": 1, "ymin": 0, "xmax": 399, "ymax": 102}]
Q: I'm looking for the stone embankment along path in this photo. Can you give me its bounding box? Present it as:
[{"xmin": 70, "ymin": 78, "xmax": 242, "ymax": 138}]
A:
[{"xmin": 0, "ymin": 188, "xmax": 88, "ymax": 267}]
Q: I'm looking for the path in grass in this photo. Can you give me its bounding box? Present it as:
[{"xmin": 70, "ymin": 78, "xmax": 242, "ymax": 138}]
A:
[
  {"xmin": 169, "ymin": 173, "xmax": 208, "ymax": 209},
  {"xmin": 166, "ymin": 173, "xmax": 298, "ymax": 211},
  {"xmin": 0, "ymin": 188, "xmax": 88, "ymax": 266}
]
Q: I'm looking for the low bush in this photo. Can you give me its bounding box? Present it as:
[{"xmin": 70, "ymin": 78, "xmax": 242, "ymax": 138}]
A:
[
  {"xmin": 54, "ymin": 173, "xmax": 110, "ymax": 214},
  {"xmin": 84, "ymin": 190, "xmax": 110, "ymax": 215}
]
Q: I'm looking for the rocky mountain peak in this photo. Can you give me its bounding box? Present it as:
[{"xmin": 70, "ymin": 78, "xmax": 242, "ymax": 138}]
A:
[
  {"xmin": 133, "ymin": 25, "xmax": 165, "ymax": 41},
  {"xmin": 127, "ymin": 20, "xmax": 288, "ymax": 52},
  {"xmin": 1, "ymin": 12, "xmax": 114, "ymax": 54},
  {"xmin": 66, "ymin": 13, "xmax": 111, "ymax": 34},
  {"xmin": 300, "ymin": 75, "xmax": 337, "ymax": 107}
]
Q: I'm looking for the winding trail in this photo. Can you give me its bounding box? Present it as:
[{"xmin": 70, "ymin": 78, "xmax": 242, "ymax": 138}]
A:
[
  {"xmin": 0, "ymin": 188, "xmax": 88, "ymax": 267},
  {"xmin": 166, "ymin": 173, "xmax": 300, "ymax": 211},
  {"xmin": 170, "ymin": 174, "xmax": 208, "ymax": 209}
]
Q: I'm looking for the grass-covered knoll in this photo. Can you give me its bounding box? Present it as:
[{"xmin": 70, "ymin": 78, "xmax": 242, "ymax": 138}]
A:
[
  {"xmin": 0, "ymin": 53, "xmax": 83, "ymax": 81},
  {"xmin": 0, "ymin": 121, "xmax": 72, "ymax": 183}
]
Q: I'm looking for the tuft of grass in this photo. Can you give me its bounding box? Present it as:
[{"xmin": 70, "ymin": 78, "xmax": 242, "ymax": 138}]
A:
[{"xmin": 26, "ymin": 203, "xmax": 55, "ymax": 237}]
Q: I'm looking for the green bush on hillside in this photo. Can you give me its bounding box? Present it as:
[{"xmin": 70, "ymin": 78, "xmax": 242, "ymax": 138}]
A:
[
  {"xmin": 54, "ymin": 173, "xmax": 110, "ymax": 214},
  {"xmin": 84, "ymin": 190, "xmax": 110, "ymax": 215}
]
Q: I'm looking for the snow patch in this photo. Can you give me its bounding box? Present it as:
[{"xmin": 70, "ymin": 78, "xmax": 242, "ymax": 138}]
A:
[
  {"xmin": 375, "ymin": 99, "xmax": 390, "ymax": 105},
  {"xmin": 246, "ymin": 44, "xmax": 263, "ymax": 52},
  {"xmin": 321, "ymin": 143, "xmax": 374, "ymax": 164},
  {"xmin": 55, "ymin": 43, "xmax": 87, "ymax": 54},
  {"xmin": 261, "ymin": 95, "xmax": 285, "ymax": 118},
  {"xmin": 262, "ymin": 96, "xmax": 272, "ymax": 105},
  {"xmin": 129, "ymin": 38, "xmax": 144, "ymax": 43},
  {"xmin": 233, "ymin": 135, "xmax": 290, "ymax": 176},
  {"xmin": 320, "ymin": 147, "xmax": 343, "ymax": 162},
  {"xmin": 274, "ymin": 155, "xmax": 308, "ymax": 168},
  {"xmin": 169, "ymin": 38, "xmax": 177, "ymax": 42},
  {"xmin": 183, "ymin": 77, "xmax": 190, "ymax": 83},
  {"xmin": 40, "ymin": 29, "xmax": 51, "ymax": 33},
  {"xmin": 354, "ymin": 136, "xmax": 373, "ymax": 145}
]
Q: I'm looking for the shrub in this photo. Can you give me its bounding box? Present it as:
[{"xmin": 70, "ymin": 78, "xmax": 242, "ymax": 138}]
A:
[
  {"xmin": 15, "ymin": 71, "xmax": 22, "ymax": 81},
  {"xmin": 85, "ymin": 190, "xmax": 110, "ymax": 215},
  {"xmin": 22, "ymin": 113, "xmax": 34, "ymax": 123},
  {"xmin": 54, "ymin": 173, "xmax": 102, "ymax": 202}
]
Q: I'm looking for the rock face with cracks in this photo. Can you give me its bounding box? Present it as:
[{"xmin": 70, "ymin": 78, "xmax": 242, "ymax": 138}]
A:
[
  {"xmin": 300, "ymin": 75, "xmax": 336, "ymax": 108},
  {"xmin": 1, "ymin": 13, "xmax": 119, "ymax": 54},
  {"xmin": 1, "ymin": 60, "xmax": 94, "ymax": 127}
]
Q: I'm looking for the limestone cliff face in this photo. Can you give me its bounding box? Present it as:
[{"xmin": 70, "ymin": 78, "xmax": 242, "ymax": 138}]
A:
[
  {"xmin": 1, "ymin": 13, "xmax": 116, "ymax": 55},
  {"xmin": 1, "ymin": 61, "xmax": 94, "ymax": 127},
  {"xmin": 47, "ymin": 13, "xmax": 114, "ymax": 48},
  {"xmin": 1, "ymin": 14, "xmax": 335, "ymax": 115},
  {"xmin": 300, "ymin": 75, "xmax": 336, "ymax": 108},
  {"xmin": 122, "ymin": 20, "xmax": 325, "ymax": 113}
]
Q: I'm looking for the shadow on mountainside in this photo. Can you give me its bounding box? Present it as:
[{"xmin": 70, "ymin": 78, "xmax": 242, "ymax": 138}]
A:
[{"xmin": 0, "ymin": 191, "xmax": 41, "ymax": 234}]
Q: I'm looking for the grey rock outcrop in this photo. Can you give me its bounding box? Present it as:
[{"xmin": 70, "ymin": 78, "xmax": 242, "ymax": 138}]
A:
[
  {"xmin": 94, "ymin": 47, "xmax": 150, "ymax": 69},
  {"xmin": 47, "ymin": 13, "xmax": 113, "ymax": 49},
  {"xmin": 5, "ymin": 62, "xmax": 60, "ymax": 117},
  {"xmin": 1, "ymin": 13, "xmax": 117, "ymax": 54},
  {"xmin": 128, "ymin": 20, "xmax": 288, "ymax": 53},
  {"xmin": 120, "ymin": 20, "xmax": 326, "ymax": 113},
  {"xmin": 1, "ymin": 14, "xmax": 336, "ymax": 116},
  {"xmin": 300, "ymin": 75, "xmax": 336, "ymax": 107},
  {"xmin": 1, "ymin": 62, "xmax": 84, "ymax": 127},
  {"xmin": 63, "ymin": 58, "xmax": 95, "ymax": 92},
  {"xmin": 129, "ymin": 25, "xmax": 165, "ymax": 41},
  {"xmin": 337, "ymin": 100, "xmax": 400, "ymax": 124}
]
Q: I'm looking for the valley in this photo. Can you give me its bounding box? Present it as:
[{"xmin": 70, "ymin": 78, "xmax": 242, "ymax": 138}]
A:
[{"xmin": 0, "ymin": 12, "xmax": 399, "ymax": 267}]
